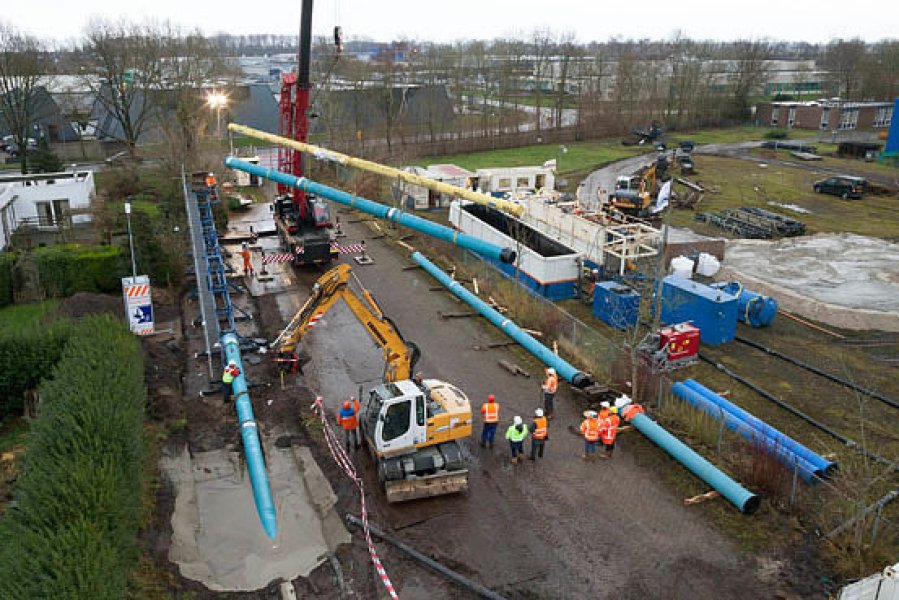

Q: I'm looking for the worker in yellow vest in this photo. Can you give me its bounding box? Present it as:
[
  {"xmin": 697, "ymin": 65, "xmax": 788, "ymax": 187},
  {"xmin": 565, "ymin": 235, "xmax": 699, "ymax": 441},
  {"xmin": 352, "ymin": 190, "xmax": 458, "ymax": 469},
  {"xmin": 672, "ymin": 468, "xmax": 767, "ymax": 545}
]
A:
[{"xmin": 221, "ymin": 359, "xmax": 241, "ymax": 405}]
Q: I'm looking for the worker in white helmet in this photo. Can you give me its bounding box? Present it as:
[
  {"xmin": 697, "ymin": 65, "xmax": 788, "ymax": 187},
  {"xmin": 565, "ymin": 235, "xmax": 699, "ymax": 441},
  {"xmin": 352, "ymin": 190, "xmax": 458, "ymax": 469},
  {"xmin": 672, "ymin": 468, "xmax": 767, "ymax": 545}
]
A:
[
  {"xmin": 505, "ymin": 415, "xmax": 529, "ymax": 465},
  {"xmin": 528, "ymin": 408, "xmax": 548, "ymax": 461},
  {"xmin": 542, "ymin": 367, "xmax": 559, "ymax": 419}
]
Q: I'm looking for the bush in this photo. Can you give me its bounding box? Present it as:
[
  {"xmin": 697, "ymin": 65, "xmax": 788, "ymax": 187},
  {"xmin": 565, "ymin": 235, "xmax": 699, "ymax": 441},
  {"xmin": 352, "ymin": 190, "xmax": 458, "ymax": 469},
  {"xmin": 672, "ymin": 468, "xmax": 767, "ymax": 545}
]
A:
[
  {"xmin": 0, "ymin": 319, "xmax": 74, "ymax": 419},
  {"xmin": 33, "ymin": 244, "xmax": 126, "ymax": 298},
  {"xmin": 0, "ymin": 253, "xmax": 13, "ymax": 308},
  {"xmin": 765, "ymin": 129, "xmax": 789, "ymax": 140},
  {"xmin": 0, "ymin": 315, "xmax": 145, "ymax": 600}
]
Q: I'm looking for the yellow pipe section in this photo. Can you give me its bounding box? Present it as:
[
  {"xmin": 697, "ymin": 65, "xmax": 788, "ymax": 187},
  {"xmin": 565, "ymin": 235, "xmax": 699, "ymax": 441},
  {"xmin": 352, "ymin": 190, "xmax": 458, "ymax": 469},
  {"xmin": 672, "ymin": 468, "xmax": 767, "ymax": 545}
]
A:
[{"xmin": 228, "ymin": 123, "xmax": 524, "ymax": 216}]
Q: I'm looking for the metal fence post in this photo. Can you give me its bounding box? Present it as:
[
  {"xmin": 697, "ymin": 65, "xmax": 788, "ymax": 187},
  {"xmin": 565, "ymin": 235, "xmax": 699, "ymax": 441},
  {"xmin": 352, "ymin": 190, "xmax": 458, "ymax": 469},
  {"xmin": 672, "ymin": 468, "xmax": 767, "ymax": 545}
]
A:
[
  {"xmin": 790, "ymin": 462, "xmax": 799, "ymax": 506},
  {"xmin": 871, "ymin": 506, "xmax": 882, "ymax": 545}
]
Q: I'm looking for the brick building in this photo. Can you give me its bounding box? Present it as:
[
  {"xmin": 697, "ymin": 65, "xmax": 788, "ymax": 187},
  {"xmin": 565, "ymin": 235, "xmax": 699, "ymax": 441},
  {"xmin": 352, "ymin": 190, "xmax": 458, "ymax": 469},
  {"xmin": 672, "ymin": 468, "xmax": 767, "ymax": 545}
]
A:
[{"xmin": 755, "ymin": 99, "xmax": 894, "ymax": 132}]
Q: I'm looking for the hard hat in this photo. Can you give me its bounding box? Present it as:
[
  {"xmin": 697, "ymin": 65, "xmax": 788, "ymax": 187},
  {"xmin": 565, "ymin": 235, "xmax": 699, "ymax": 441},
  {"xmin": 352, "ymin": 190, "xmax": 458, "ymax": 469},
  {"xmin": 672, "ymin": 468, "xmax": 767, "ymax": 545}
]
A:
[
  {"xmin": 343, "ymin": 401, "xmax": 351, "ymax": 409},
  {"xmin": 584, "ymin": 410, "xmax": 598, "ymax": 418},
  {"xmin": 208, "ymin": 172, "xmax": 214, "ymax": 177},
  {"xmin": 228, "ymin": 359, "xmax": 237, "ymax": 366},
  {"xmin": 611, "ymin": 407, "xmax": 618, "ymax": 414},
  {"xmin": 615, "ymin": 394, "xmax": 632, "ymax": 408},
  {"xmin": 513, "ymin": 416, "xmax": 522, "ymax": 425},
  {"xmin": 547, "ymin": 367, "xmax": 556, "ymax": 375},
  {"xmin": 600, "ymin": 401, "xmax": 610, "ymax": 409},
  {"xmin": 535, "ymin": 408, "xmax": 544, "ymax": 417},
  {"xmin": 488, "ymin": 394, "xmax": 495, "ymax": 402}
]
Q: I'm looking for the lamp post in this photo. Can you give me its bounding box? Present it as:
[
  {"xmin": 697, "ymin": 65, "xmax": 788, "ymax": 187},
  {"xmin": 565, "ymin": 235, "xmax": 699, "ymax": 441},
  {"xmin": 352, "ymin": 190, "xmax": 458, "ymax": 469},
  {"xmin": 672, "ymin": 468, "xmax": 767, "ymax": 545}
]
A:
[
  {"xmin": 124, "ymin": 197, "xmax": 137, "ymax": 278},
  {"xmin": 206, "ymin": 91, "xmax": 228, "ymax": 138}
]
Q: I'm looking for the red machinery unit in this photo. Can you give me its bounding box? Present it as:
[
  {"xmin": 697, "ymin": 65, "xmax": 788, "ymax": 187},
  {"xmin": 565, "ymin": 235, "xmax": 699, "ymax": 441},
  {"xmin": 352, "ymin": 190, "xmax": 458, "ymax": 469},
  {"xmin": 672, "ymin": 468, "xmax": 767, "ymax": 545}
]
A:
[{"xmin": 659, "ymin": 323, "xmax": 700, "ymax": 366}]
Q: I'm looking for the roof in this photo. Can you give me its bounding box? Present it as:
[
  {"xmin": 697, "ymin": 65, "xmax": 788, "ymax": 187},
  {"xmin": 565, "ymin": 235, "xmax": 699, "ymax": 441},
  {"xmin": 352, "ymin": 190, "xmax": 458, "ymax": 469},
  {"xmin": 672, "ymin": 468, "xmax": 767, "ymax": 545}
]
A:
[{"xmin": 426, "ymin": 164, "xmax": 473, "ymax": 178}]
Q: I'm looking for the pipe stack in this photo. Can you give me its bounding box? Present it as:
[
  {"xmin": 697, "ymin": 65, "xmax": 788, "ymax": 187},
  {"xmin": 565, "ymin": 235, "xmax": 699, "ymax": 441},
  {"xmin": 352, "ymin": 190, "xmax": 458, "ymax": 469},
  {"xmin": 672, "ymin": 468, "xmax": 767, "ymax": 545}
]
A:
[{"xmin": 224, "ymin": 157, "xmax": 516, "ymax": 265}]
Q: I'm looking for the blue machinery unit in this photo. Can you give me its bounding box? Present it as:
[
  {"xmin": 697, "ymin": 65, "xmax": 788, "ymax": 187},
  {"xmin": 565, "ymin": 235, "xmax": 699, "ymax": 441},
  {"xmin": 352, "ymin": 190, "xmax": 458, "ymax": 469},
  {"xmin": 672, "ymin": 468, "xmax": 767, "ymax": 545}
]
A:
[
  {"xmin": 672, "ymin": 382, "xmax": 822, "ymax": 481},
  {"xmin": 682, "ymin": 379, "xmax": 837, "ymax": 478},
  {"xmin": 624, "ymin": 408, "xmax": 760, "ymax": 514},
  {"xmin": 224, "ymin": 157, "xmax": 516, "ymax": 265},
  {"xmin": 661, "ymin": 275, "xmax": 737, "ymax": 345},
  {"xmin": 412, "ymin": 252, "xmax": 592, "ymax": 388},
  {"xmin": 593, "ymin": 281, "xmax": 640, "ymax": 330},
  {"xmin": 710, "ymin": 282, "xmax": 778, "ymax": 328},
  {"xmin": 184, "ymin": 178, "xmax": 277, "ymax": 539}
]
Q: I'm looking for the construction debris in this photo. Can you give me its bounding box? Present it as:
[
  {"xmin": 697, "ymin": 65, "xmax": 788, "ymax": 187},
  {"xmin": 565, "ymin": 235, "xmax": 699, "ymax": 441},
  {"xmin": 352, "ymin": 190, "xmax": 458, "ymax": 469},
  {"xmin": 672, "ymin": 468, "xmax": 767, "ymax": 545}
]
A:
[
  {"xmin": 499, "ymin": 360, "xmax": 530, "ymax": 377},
  {"xmin": 440, "ymin": 311, "xmax": 478, "ymax": 319},
  {"xmin": 684, "ymin": 490, "xmax": 721, "ymax": 506}
]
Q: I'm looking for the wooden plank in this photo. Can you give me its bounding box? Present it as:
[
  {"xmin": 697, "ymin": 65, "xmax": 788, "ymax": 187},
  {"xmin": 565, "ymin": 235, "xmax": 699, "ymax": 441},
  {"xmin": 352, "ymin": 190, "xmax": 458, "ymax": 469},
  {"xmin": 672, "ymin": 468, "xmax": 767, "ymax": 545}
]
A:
[
  {"xmin": 440, "ymin": 311, "xmax": 478, "ymax": 319},
  {"xmin": 684, "ymin": 490, "xmax": 721, "ymax": 506},
  {"xmin": 398, "ymin": 240, "xmax": 415, "ymax": 251}
]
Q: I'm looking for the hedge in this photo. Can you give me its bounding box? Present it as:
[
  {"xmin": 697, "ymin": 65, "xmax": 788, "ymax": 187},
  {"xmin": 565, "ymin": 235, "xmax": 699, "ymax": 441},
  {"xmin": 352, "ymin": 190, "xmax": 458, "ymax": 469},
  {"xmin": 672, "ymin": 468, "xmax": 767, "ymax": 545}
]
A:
[
  {"xmin": 0, "ymin": 315, "xmax": 146, "ymax": 600},
  {"xmin": 0, "ymin": 253, "xmax": 13, "ymax": 308},
  {"xmin": 0, "ymin": 319, "xmax": 74, "ymax": 420},
  {"xmin": 33, "ymin": 244, "xmax": 126, "ymax": 298}
]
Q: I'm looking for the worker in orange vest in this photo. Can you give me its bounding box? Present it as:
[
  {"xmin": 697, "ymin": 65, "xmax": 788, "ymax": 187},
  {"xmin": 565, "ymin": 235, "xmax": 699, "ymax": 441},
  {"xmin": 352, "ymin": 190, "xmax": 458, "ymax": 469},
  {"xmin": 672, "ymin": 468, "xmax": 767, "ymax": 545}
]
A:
[
  {"xmin": 600, "ymin": 406, "xmax": 621, "ymax": 459},
  {"xmin": 337, "ymin": 400, "xmax": 360, "ymax": 452},
  {"xmin": 480, "ymin": 394, "xmax": 499, "ymax": 448},
  {"xmin": 205, "ymin": 172, "xmax": 216, "ymax": 188},
  {"xmin": 580, "ymin": 409, "xmax": 601, "ymax": 460},
  {"xmin": 541, "ymin": 367, "xmax": 559, "ymax": 419},
  {"xmin": 240, "ymin": 243, "xmax": 254, "ymax": 278},
  {"xmin": 598, "ymin": 401, "xmax": 610, "ymax": 421},
  {"xmin": 528, "ymin": 408, "xmax": 548, "ymax": 461}
]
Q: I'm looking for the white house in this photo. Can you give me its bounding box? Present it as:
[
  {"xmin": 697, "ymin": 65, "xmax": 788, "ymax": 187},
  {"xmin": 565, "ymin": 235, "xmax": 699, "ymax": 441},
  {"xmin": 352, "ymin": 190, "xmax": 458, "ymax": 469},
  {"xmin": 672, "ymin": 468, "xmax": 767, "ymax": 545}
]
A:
[
  {"xmin": 0, "ymin": 170, "xmax": 95, "ymax": 251},
  {"xmin": 394, "ymin": 163, "xmax": 474, "ymax": 210},
  {"xmin": 473, "ymin": 165, "xmax": 555, "ymax": 196}
]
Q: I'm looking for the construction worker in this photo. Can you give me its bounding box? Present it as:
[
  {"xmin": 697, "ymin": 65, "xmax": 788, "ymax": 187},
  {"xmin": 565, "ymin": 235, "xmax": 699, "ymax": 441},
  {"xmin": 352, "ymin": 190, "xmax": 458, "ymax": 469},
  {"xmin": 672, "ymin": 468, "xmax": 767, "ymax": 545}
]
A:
[
  {"xmin": 542, "ymin": 367, "xmax": 558, "ymax": 419},
  {"xmin": 337, "ymin": 401, "xmax": 360, "ymax": 452},
  {"xmin": 221, "ymin": 359, "xmax": 241, "ymax": 405},
  {"xmin": 505, "ymin": 416, "xmax": 529, "ymax": 465},
  {"xmin": 600, "ymin": 406, "xmax": 621, "ymax": 459},
  {"xmin": 240, "ymin": 243, "xmax": 254, "ymax": 278},
  {"xmin": 598, "ymin": 401, "xmax": 611, "ymax": 421},
  {"xmin": 205, "ymin": 172, "xmax": 216, "ymax": 188},
  {"xmin": 479, "ymin": 394, "xmax": 500, "ymax": 449},
  {"xmin": 580, "ymin": 410, "xmax": 600, "ymax": 460},
  {"xmin": 528, "ymin": 408, "xmax": 548, "ymax": 461}
]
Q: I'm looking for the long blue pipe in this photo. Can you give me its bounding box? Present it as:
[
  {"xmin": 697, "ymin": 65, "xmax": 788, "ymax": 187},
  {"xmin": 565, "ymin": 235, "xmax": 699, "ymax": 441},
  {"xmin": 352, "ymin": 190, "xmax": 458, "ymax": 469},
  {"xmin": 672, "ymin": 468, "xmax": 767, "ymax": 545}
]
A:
[
  {"xmin": 672, "ymin": 383, "xmax": 821, "ymax": 481},
  {"xmin": 224, "ymin": 157, "xmax": 516, "ymax": 264},
  {"xmin": 684, "ymin": 379, "xmax": 837, "ymax": 478},
  {"xmin": 626, "ymin": 409, "xmax": 760, "ymax": 514},
  {"xmin": 222, "ymin": 333, "xmax": 278, "ymax": 539},
  {"xmin": 411, "ymin": 251, "xmax": 591, "ymax": 388}
]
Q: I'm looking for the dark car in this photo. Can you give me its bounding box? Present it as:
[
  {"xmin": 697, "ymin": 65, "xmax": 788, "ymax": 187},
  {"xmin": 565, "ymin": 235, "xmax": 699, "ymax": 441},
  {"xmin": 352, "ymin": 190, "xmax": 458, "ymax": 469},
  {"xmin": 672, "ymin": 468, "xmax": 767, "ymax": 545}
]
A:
[{"xmin": 813, "ymin": 175, "xmax": 867, "ymax": 199}]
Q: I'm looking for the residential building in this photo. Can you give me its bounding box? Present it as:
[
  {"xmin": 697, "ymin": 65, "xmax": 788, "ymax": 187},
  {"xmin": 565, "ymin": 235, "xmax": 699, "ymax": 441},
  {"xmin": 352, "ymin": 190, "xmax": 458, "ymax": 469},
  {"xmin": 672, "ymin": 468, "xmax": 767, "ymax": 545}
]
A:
[
  {"xmin": 0, "ymin": 170, "xmax": 95, "ymax": 251},
  {"xmin": 754, "ymin": 99, "xmax": 894, "ymax": 132}
]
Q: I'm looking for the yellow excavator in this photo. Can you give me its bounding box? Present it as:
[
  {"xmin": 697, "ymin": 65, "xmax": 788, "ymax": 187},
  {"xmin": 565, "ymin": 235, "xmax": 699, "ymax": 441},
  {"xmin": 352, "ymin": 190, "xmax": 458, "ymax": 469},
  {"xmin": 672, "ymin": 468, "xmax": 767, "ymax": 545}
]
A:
[
  {"xmin": 609, "ymin": 156, "xmax": 669, "ymax": 217},
  {"xmin": 269, "ymin": 263, "xmax": 472, "ymax": 502}
]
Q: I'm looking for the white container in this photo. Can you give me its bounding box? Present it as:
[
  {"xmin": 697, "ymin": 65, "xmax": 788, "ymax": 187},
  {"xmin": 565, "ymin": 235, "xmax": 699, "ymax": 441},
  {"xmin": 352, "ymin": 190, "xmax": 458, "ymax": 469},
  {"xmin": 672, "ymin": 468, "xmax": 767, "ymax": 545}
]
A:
[
  {"xmin": 696, "ymin": 253, "xmax": 721, "ymax": 277},
  {"xmin": 670, "ymin": 255, "xmax": 694, "ymax": 279}
]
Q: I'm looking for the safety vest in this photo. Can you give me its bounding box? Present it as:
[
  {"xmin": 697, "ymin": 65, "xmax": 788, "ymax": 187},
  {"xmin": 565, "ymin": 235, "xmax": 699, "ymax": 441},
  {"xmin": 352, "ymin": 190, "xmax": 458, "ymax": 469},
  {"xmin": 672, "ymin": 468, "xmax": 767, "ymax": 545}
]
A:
[
  {"xmin": 338, "ymin": 405, "xmax": 358, "ymax": 430},
  {"xmin": 600, "ymin": 414, "xmax": 620, "ymax": 444},
  {"xmin": 206, "ymin": 175, "xmax": 216, "ymax": 187},
  {"xmin": 532, "ymin": 416, "xmax": 547, "ymax": 440},
  {"xmin": 543, "ymin": 374, "xmax": 558, "ymax": 394},
  {"xmin": 580, "ymin": 418, "xmax": 600, "ymax": 441},
  {"xmin": 506, "ymin": 424, "xmax": 528, "ymax": 442},
  {"xmin": 481, "ymin": 402, "xmax": 499, "ymax": 423},
  {"xmin": 222, "ymin": 366, "xmax": 237, "ymax": 384}
]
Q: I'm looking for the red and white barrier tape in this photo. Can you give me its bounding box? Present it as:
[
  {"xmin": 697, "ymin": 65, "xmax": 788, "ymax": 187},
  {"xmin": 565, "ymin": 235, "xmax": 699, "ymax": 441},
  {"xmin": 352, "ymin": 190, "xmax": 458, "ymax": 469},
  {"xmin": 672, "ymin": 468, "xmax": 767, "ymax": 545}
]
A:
[
  {"xmin": 311, "ymin": 396, "xmax": 399, "ymax": 599},
  {"xmin": 262, "ymin": 253, "xmax": 295, "ymax": 264}
]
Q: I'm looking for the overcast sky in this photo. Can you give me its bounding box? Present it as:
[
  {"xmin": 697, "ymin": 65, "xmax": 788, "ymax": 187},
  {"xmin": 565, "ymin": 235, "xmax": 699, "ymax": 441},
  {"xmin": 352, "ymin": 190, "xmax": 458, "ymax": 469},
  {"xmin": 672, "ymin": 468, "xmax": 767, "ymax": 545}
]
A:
[{"xmin": 6, "ymin": 0, "xmax": 898, "ymax": 45}]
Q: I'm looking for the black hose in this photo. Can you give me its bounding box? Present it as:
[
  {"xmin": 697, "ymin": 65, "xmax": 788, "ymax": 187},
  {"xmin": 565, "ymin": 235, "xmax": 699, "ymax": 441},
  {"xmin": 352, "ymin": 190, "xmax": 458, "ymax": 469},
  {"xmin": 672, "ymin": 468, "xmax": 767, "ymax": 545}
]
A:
[
  {"xmin": 345, "ymin": 514, "xmax": 510, "ymax": 600},
  {"xmin": 735, "ymin": 335, "xmax": 899, "ymax": 410},
  {"xmin": 698, "ymin": 353, "xmax": 892, "ymax": 466}
]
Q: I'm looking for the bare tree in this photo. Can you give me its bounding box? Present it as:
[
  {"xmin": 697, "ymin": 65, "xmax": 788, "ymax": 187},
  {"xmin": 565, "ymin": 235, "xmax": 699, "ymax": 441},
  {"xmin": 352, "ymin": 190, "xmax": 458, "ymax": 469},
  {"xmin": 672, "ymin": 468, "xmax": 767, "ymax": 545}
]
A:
[
  {"xmin": 860, "ymin": 40, "xmax": 899, "ymax": 101},
  {"xmin": 825, "ymin": 38, "xmax": 868, "ymax": 100},
  {"xmin": 81, "ymin": 19, "xmax": 168, "ymax": 152},
  {"xmin": 728, "ymin": 39, "xmax": 772, "ymax": 120},
  {"xmin": 530, "ymin": 29, "xmax": 555, "ymax": 132},
  {"xmin": 0, "ymin": 21, "xmax": 52, "ymax": 174},
  {"xmin": 554, "ymin": 32, "xmax": 578, "ymax": 131}
]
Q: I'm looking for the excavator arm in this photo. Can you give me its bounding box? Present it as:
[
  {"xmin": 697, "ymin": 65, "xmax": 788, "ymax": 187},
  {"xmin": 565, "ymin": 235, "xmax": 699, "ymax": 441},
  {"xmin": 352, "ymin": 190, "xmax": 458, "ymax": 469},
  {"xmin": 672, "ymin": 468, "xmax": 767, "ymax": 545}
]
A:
[{"xmin": 269, "ymin": 264, "xmax": 419, "ymax": 381}]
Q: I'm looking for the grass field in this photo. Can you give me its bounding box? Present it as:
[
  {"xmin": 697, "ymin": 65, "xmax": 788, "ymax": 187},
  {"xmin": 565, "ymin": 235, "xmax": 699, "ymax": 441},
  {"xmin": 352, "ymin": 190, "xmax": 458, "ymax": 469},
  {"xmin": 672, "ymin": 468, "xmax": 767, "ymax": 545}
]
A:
[
  {"xmin": 0, "ymin": 301, "xmax": 59, "ymax": 334},
  {"xmin": 670, "ymin": 154, "xmax": 899, "ymax": 238},
  {"xmin": 666, "ymin": 126, "xmax": 820, "ymax": 145}
]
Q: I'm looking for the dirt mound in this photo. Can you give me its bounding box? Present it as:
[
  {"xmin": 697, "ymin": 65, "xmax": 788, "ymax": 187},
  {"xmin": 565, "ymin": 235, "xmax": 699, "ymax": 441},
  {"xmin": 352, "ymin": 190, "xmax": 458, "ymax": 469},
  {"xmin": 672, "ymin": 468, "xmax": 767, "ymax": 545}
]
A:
[{"xmin": 54, "ymin": 292, "xmax": 124, "ymax": 321}]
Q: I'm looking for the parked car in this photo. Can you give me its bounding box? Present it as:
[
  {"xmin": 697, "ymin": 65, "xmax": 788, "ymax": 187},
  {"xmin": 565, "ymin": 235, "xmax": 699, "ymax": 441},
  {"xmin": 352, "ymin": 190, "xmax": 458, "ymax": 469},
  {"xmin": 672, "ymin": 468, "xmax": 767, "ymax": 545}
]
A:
[{"xmin": 813, "ymin": 175, "xmax": 868, "ymax": 199}]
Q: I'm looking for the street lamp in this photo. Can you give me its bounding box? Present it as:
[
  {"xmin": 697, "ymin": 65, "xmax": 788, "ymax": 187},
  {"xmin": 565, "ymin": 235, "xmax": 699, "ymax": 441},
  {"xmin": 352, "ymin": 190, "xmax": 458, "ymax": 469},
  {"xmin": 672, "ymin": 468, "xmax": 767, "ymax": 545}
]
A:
[
  {"xmin": 124, "ymin": 197, "xmax": 137, "ymax": 278},
  {"xmin": 206, "ymin": 91, "xmax": 228, "ymax": 138}
]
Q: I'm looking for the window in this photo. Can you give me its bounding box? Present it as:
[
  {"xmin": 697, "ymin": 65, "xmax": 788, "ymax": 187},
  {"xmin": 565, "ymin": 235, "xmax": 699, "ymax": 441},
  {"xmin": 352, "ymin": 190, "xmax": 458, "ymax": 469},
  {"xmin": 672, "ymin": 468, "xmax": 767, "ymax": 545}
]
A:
[
  {"xmin": 838, "ymin": 108, "xmax": 859, "ymax": 130},
  {"xmin": 382, "ymin": 400, "xmax": 411, "ymax": 442},
  {"xmin": 771, "ymin": 106, "xmax": 779, "ymax": 126},
  {"xmin": 416, "ymin": 396, "xmax": 425, "ymax": 427},
  {"xmin": 820, "ymin": 107, "xmax": 830, "ymax": 129},
  {"xmin": 516, "ymin": 177, "xmax": 530, "ymax": 188},
  {"xmin": 788, "ymin": 107, "xmax": 795, "ymax": 128},
  {"xmin": 497, "ymin": 178, "xmax": 512, "ymax": 189},
  {"xmin": 35, "ymin": 202, "xmax": 54, "ymax": 226},
  {"xmin": 874, "ymin": 106, "xmax": 893, "ymax": 128}
]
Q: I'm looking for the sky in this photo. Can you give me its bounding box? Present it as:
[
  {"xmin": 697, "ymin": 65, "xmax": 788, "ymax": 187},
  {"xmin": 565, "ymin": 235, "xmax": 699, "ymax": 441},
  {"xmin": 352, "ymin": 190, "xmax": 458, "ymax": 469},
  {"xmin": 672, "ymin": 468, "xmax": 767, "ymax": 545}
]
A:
[{"xmin": 6, "ymin": 0, "xmax": 899, "ymax": 45}]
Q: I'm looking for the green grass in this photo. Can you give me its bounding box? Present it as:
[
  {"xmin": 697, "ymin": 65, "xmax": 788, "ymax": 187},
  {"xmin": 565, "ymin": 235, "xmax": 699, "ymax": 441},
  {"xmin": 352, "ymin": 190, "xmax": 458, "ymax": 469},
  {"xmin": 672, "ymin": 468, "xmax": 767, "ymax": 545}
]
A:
[
  {"xmin": 671, "ymin": 155, "xmax": 899, "ymax": 238},
  {"xmin": 0, "ymin": 301, "xmax": 59, "ymax": 334},
  {"xmin": 419, "ymin": 140, "xmax": 647, "ymax": 178},
  {"xmin": 667, "ymin": 126, "xmax": 821, "ymax": 145},
  {"xmin": 0, "ymin": 419, "xmax": 28, "ymax": 454},
  {"xmin": 749, "ymin": 146, "xmax": 899, "ymax": 178}
]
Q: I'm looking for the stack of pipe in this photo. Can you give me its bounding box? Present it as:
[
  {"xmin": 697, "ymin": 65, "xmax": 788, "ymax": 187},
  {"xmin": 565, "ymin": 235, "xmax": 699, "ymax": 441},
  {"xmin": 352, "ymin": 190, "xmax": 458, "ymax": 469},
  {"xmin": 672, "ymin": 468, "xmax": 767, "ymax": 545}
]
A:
[
  {"xmin": 621, "ymin": 404, "xmax": 760, "ymax": 514},
  {"xmin": 674, "ymin": 379, "xmax": 837, "ymax": 480}
]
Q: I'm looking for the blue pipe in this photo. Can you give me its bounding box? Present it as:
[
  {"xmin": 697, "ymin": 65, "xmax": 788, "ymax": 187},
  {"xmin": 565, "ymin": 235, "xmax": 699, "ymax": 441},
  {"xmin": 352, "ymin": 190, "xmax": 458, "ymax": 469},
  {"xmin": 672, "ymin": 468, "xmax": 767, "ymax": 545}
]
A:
[
  {"xmin": 684, "ymin": 379, "xmax": 837, "ymax": 478},
  {"xmin": 672, "ymin": 383, "xmax": 821, "ymax": 481},
  {"xmin": 222, "ymin": 333, "xmax": 278, "ymax": 539},
  {"xmin": 224, "ymin": 157, "xmax": 516, "ymax": 264},
  {"xmin": 411, "ymin": 251, "xmax": 592, "ymax": 388},
  {"xmin": 626, "ymin": 409, "xmax": 760, "ymax": 514},
  {"xmin": 710, "ymin": 282, "xmax": 777, "ymax": 327}
]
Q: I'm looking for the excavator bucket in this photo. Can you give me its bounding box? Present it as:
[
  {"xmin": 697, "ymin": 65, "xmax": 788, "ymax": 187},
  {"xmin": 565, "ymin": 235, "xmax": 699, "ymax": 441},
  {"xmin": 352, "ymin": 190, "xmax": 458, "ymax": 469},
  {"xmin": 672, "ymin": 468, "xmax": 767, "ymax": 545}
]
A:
[{"xmin": 384, "ymin": 470, "xmax": 469, "ymax": 503}]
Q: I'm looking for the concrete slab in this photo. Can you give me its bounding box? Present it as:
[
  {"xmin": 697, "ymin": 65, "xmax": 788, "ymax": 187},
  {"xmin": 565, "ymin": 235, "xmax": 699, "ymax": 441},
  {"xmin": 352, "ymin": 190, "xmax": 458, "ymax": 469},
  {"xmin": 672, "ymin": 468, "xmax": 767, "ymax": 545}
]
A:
[
  {"xmin": 225, "ymin": 203, "xmax": 277, "ymax": 237},
  {"xmin": 162, "ymin": 436, "xmax": 350, "ymax": 592},
  {"xmin": 721, "ymin": 233, "xmax": 899, "ymax": 332}
]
